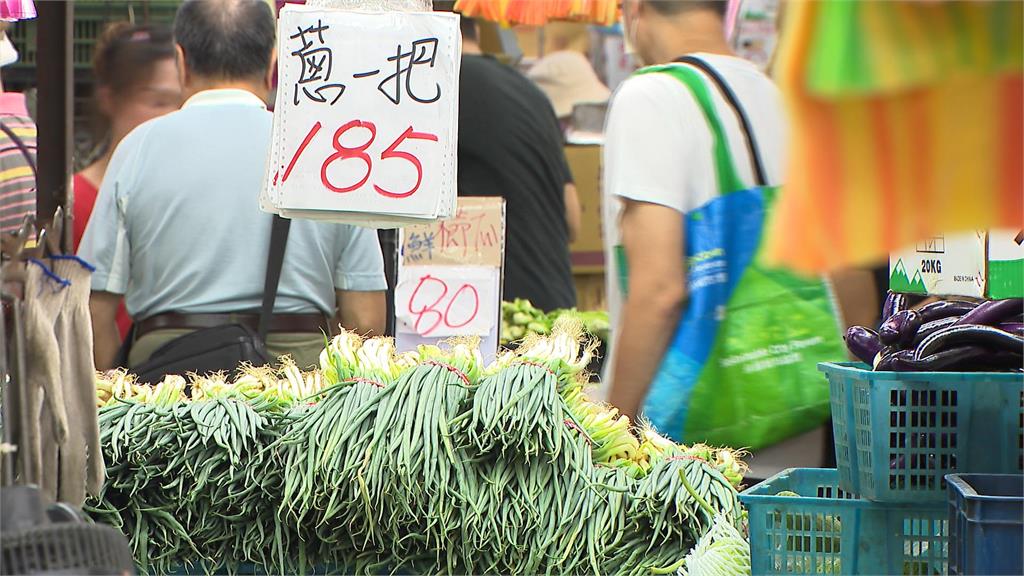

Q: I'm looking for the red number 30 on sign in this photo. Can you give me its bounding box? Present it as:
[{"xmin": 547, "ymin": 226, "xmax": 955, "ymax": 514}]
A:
[{"xmin": 281, "ymin": 120, "xmax": 439, "ymax": 198}]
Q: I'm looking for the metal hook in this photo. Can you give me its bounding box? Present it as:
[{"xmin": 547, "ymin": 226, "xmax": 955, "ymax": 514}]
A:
[{"xmin": 45, "ymin": 206, "xmax": 65, "ymax": 256}]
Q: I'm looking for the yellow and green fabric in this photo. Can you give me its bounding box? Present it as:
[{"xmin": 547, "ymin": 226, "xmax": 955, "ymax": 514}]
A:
[{"xmin": 766, "ymin": 0, "xmax": 1023, "ymax": 273}]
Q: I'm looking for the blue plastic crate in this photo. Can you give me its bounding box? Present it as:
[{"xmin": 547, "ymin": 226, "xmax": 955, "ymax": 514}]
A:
[
  {"xmin": 946, "ymin": 474, "xmax": 1024, "ymax": 576},
  {"xmin": 740, "ymin": 468, "xmax": 948, "ymax": 575},
  {"xmin": 819, "ymin": 362, "xmax": 1024, "ymax": 503}
]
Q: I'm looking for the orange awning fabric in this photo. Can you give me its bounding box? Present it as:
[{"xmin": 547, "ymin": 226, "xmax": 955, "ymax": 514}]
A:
[
  {"xmin": 766, "ymin": 0, "xmax": 1023, "ymax": 273},
  {"xmin": 454, "ymin": 0, "xmax": 618, "ymax": 27}
]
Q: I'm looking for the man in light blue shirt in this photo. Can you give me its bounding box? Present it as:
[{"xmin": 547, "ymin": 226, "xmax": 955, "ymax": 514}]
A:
[{"xmin": 80, "ymin": 0, "xmax": 387, "ymax": 369}]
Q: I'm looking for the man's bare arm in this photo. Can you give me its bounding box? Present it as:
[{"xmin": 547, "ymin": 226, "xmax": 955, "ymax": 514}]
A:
[
  {"xmin": 335, "ymin": 289, "xmax": 386, "ymax": 337},
  {"xmin": 90, "ymin": 291, "xmax": 122, "ymax": 370},
  {"xmin": 564, "ymin": 182, "xmax": 581, "ymax": 243},
  {"xmin": 607, "ymin": 200, "xmax": 686, "ymax": 420}
]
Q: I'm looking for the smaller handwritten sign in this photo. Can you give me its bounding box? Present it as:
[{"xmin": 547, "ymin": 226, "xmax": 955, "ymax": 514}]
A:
[
  {"xmin": 395, "ymin": 266, "xmax": 498, "ymax": 337},
  {"xmin": 395, "ymin": 197, "xmax": 505, "ymax": 360},
  {"xmin": 401, "ymin": 197, "xmax": 504, "ymax": 266}
]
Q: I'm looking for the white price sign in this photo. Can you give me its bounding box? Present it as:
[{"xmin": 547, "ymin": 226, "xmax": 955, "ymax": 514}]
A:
[
  {"xmin": 265, "ymin": 7, "xmax": 460, "ymax": 221},
  {"xmin": 395, "ymin": 265, "xmax": 499, "ymax": 338}
]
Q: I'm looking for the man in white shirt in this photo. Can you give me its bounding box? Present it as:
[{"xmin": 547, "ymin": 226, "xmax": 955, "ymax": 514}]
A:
[
  {"xmin": 603, "ymin": 0, "xmax": 788, "ymax": 418},
  {"xmin": 604, "ymin": 1, "xmax": 877, "ymax": 478},
  {"xmin": 81, "ymin": 0, "xmax": 387, "ymax": 370}
]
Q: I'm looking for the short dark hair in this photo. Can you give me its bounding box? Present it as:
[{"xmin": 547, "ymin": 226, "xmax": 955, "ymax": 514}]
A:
[
  {"xmin": 173, "ymin": 0, "xmax": 275, "ymax": 80},
  {"xmin": 648, "ymin": 0, "xmax": 727, "ymax": 18}
]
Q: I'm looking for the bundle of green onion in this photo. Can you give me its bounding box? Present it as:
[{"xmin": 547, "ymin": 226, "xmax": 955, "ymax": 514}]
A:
[{"xmin": 88, "ymin": 319, "xmax": 749, "ymax": 575}]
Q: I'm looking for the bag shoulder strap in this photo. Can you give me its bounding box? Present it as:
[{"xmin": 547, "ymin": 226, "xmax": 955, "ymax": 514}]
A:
[
  {"xmin": 675, "ymin": 56, "xmax": 768, "ymax": 187},
  {"xmin": 258, "ymin": 215, "xmax": 291, "ymax": 340},
  {"xmin": 634, "ymin": 59, "xmax": 765, "ymax": 193}
]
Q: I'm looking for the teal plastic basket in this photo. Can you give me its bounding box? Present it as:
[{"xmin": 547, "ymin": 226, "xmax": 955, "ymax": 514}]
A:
[
  {"xmin": 819, "ymin": 362, "xmax": 1024, "ymax": 503},
  {"xmin": 740, "ymin": 468, "xmax": 948, "ymax": 575}
]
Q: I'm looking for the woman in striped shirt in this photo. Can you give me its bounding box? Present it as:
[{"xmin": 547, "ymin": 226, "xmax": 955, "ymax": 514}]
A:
[{"xmin": 0, "ymin": 22, "xmax": 36, "ymax": 236}]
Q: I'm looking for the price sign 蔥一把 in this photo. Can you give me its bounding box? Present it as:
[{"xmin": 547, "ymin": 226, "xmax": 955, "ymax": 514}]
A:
[{"xmin": 263, "ymin": 7, "xmax": 460, "ymax": 224}]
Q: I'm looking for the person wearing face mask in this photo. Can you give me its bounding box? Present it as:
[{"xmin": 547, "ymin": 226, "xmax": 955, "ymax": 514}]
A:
[
  {"xmin": 72, "ymin": 23, "xmax": 182, "ymax": 339},
  {"xmin": 604, "ymin": 0, "xmax": 787, "ymax": 414},
  {"xmin": 603, "ymin": 0, "xmax": 850, "ymax": 476}
]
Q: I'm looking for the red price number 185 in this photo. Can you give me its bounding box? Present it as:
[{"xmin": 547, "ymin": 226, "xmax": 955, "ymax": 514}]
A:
[
  {"xmin": 280, "ymin": 120, "xmax": 438, "ymax": 198},
  {"xmin": 407, "ymin": 274, "xmax": 480, "ymax": 336}
]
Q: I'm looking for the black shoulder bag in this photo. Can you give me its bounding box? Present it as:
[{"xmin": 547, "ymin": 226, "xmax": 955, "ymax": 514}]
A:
[{"xmin": 129, "ymin": 215, "xmax": 291, "ymax": 383}]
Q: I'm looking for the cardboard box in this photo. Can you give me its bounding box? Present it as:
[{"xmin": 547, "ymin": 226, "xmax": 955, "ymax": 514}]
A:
[
  {"xmin": 565, "ymin": 144, "xmax": 604, "ymax": 274},
  {"xmin": 573, "ymin": 271, "xmax": 606, "ymax": 312},
  {"xmin": 988, "ymin": 229, "xmax": 1024, "ymax": 299},
  {"xmin": 889, "ymin": 229, "xmax": 1024, "ymax": 299}
]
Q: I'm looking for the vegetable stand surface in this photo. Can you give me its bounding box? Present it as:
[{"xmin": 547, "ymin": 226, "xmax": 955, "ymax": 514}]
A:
[{"xmin": 87, "ymin": 320, "xmax": 749, "ymax": 575}]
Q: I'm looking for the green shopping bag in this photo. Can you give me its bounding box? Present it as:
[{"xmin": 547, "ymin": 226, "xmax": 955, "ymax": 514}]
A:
[{"xmin": 626, "ymin": 59, "xmax": 846, "ymax": 450}]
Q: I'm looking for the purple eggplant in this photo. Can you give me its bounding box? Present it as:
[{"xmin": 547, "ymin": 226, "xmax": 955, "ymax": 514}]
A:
[
  {"xmin": 955, "ymin": 298, "xmax": 1024, "ymax": 327},
  {"xmin": 882, "ymin": 291, "xmax": 895, "ymax": 320},
  {"xmin": 885, "ymin": 345, "xmax": 1022, "ymax": 372},
  {"xmin": 914, "ymin": 323, "xmax": 1024, "ymax": 360},
  {"xmin": 957, "ymin": 350, "xmax": 1024, "ymax": 371},
  {"xmin": 910, "ymin": 316, "xmax": 960, "ymax": 348},
  {"xmin": 872, "ymin": 346, "xmax": 897, "ymax": 370},
  {"xmin": 916, "ymin": 299, "xmax": 977, "ymax": 322},
  {"xmin": 999, "ymin": 322, "xmax": 1024, "ymax": 336},
  {"xmin": 874, "ymin": 348, "xmax": 915, "ymax": 371},
  {"xmin": 845, "ymin": 326, "xmax": 884, "ymax": 364},
  {"xmin": 882, "ymin": 291, "xmax": 907, "ymax": 322},
  {"xmin": 879, "ymin": 309, "xmax": 923, "ymax": 348}
]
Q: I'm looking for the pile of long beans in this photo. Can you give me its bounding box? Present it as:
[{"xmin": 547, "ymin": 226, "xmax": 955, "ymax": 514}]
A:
[{"xmin": 87, "ymin": 320, "xmax": 749, "ymax": 575}]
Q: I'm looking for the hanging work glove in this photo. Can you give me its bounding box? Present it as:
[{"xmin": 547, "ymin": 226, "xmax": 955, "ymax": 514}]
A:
[
  {"xmin": 21, "ymin": 261, "xmax": 69, "ymax": 498},
  {"xmin": 52, "ymin": 258, "xmax": 106, "ymax": 504}
]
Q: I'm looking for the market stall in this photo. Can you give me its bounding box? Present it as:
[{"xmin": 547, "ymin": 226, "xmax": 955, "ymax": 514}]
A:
[
  {"xmin": 3, "ymin": 2, "xmax": 1023, "ymax": 575},
  {"xmin": 88, "ymin": 322, "xmax": 751, "ymax": 574}
]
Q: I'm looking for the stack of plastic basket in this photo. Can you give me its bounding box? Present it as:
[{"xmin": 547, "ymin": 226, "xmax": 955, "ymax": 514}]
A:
[{"xmin": 739, "ymin": 361, "xmax": 1024, "ymax": 574}]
